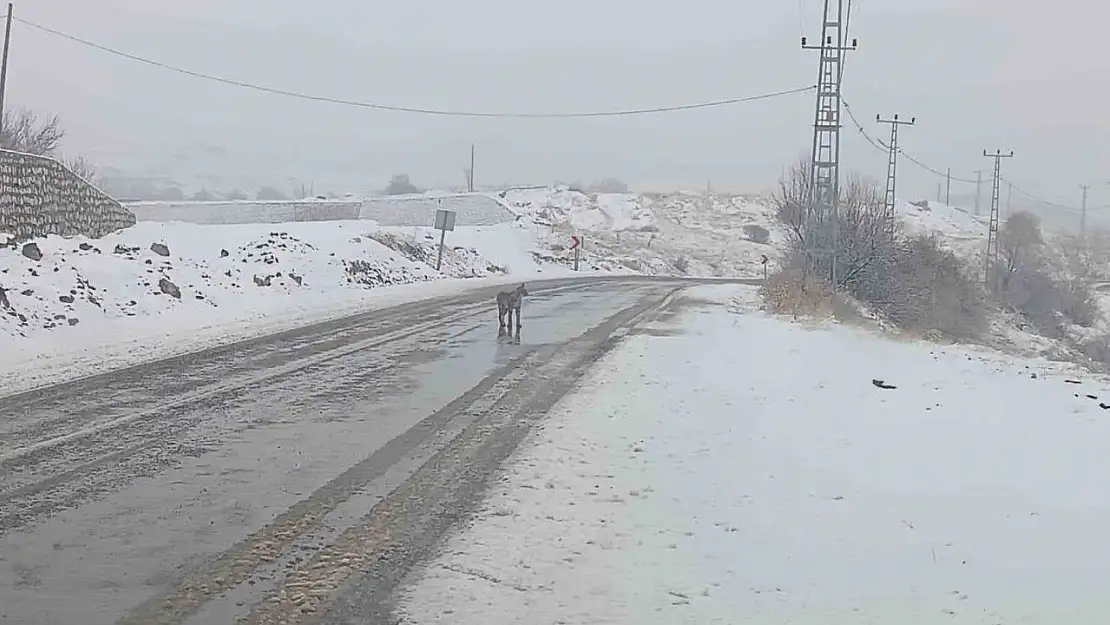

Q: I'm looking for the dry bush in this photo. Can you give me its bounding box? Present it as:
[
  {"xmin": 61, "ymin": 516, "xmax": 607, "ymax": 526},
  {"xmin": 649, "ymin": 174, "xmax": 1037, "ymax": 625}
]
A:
[
  {"xmin": 0, "ymin": 108, "xmax": 64, "ymax": 156},
  {"xmin": 760, "ymin": 266, "xmax": 836, "ymax": 317},
  {"xmin": 768, "ymin": 156, "xmax": 989, "ymax": 339}
]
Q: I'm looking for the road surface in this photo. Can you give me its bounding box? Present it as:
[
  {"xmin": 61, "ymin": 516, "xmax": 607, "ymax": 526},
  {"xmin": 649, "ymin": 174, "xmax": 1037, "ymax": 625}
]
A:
[{"xmin": 0, "ymin": 276, "xmax": 757, "ymax": 625}]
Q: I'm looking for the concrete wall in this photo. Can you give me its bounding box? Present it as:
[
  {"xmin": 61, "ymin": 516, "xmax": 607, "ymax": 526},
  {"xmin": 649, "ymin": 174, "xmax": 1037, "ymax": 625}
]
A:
[
  {"xmin": 126, "ymin": 192, "xmax": 519, "ymax": 228},
  {"xmin": 125, "ymin": 200, "xmax": 362, "ymax": 225},
  {"xmin": 0, "ymin": 149, "xmax": 136, "ymax": 239}
]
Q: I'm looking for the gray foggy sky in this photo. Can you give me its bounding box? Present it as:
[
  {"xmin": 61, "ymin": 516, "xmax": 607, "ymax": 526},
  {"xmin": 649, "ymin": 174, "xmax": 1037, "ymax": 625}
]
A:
[{"xmin": 10, "ymin": 0, "xmax": 1110, "ymax": 211}]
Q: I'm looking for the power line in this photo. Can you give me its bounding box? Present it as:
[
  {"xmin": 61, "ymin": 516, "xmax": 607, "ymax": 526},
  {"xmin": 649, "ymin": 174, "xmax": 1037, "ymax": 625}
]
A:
[
  {"xmin": 15, "ymin": 16, "xmax": 815, "ymax": 119},
  {"xmin": 843, "ymin": 95, "xmax": 1108, "ymax": 213}
]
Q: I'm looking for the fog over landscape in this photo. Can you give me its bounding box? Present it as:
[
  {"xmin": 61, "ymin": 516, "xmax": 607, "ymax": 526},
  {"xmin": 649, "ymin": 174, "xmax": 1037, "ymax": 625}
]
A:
[{"xmin": 10, "ymin": 0, "xmax": 1110, "ymax": 218}]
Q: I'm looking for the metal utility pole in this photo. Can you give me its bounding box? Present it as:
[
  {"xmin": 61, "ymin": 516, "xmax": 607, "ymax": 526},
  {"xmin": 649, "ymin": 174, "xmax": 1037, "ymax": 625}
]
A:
[
  {"xmin": 876, "ymin": 113, "xmax": 914, "ymax": 238},
  {"xmin": 1080, "ymin": 184, "xmax": 1090, "ymax": 235},
  {"xmin": 974, "ymin": 169, "xmax": 984, "ymax": 216},
  {"xmin": 983, "ymin": 149, "xmax": 1014, "ymax": 286},
  {"xmin": 945, "ymin": 168, "xmax": 952, "ymax": 205},
  {"xmin": 802, "ymin": 0, "xmax": 857, "ymax": 284},
  {"xmin": 0, "ymin": 3, "xmax": 13, "ymax": 132}
]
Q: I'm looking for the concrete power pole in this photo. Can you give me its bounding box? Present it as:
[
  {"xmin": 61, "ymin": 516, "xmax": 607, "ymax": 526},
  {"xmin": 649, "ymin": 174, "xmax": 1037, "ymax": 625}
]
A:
[
  {"xmin": 468, "ymin": 144, "xmax": 475, "ymax": 192},
  {"xmin": 1080, "ymin": 184, "xmax": 1089, "ymax": 235},
  {"xmin": 983, "ymin": 149, "xmax": 1014, "ymax": 286},
  {"xmin": 802, "ymin": 0, "xmax": 857, "ymax": 285},
  {"xmin": 877, "ymin": 113, "xmax": 914, "ymax": 238},
  {"xmin": 974, "ymin": 169, "xmax": 984, "ymax": 216},
  {"xmin": 0, "ymin": 3, "xmax": 13, "ymax": 131}
]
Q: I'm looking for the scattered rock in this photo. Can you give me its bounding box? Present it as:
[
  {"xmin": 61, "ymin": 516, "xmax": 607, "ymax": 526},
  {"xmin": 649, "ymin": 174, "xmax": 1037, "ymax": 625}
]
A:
[
  {"xmin": 21, "ymin": 242, "xmax": 42, "ymax": 261},
  {"xmin": 0, "ymin": 286, "xmax": 8, "ymax": 309},
  {"xmin": 67, "ymin": 317, "xmax": 79, "ymax": 326},
  {"xmin": 158, "ymin": 277, "xmax": 182, "ymax": 299},
  {"xmin": 220, "ymin": 249, "xmax": 229, "ymax": 258},
  {"xmin": 113, "ymin": 244, "xmax": 139, "ymax": 255},
  {"xmin": 151, "ymin": 242, "xmax": 171, "ymax": 257},
  {"xmin": 59, "ymin": 294, "xmax": 75, "ymax": 304},
  {"xmin": 20, "ymin": 289, "xmax": 32, "ymax": 296},
  {"xmin": 253, "ymin": 275, "xmax": 272, "ymax": 287},
  {"xmin": 872, "ymin": 379, "xmax": 897, "ymax": 390},
  {"xmin": 78, "ymin": 242, "xmax": 94, "ymax": 251}
]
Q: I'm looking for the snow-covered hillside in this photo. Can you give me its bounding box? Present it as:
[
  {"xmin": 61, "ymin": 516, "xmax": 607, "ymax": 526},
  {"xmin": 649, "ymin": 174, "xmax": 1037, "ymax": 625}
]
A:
[
  {"xmin": 898, "ymin": 199, "xmax": 988, "ymax": 255},
  {"xmin": 504, "ymin": 186, "xmax": 783, "ymax": 278}
]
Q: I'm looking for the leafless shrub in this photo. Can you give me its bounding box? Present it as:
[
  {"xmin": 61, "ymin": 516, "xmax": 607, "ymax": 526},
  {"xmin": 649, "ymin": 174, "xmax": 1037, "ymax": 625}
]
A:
[
  {"xmin": 0, "ymin": 108, "xmax": 64, "ymax": 156},
  {"xmin": 993, "ymin": 211, "xmax": 1098, "ymax": 337},
  {"xmin": 384, "ymin": 174, "xmax": 421, "ymax": 195},
  {"xmin": 1056, "ymin": 229, "xmax": 1110, "ymax": 281},
  {"xmin": 767, "ymin": 156, "xmax": 988, "ymax": 339},
  {"xmin": 62, "ymin": 155, "xmax": 98, "ymax": 183},
  {"xmin": 760, "ymin": 266, "xmax": 837, "ymax": 317}
]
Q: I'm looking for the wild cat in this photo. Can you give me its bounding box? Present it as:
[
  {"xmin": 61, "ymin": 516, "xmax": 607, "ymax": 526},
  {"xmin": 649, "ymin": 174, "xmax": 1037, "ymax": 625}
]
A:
[{"xmin": 496, "ymin": 283, "xmax": 528, "ymax": 332}]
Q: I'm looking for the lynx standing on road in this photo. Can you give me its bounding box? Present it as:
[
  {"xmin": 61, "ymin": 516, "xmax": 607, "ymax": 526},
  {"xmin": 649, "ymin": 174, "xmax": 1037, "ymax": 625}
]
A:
[{"xmin": 496, "ymin": 283, "xmax": 528, "ymax": 332}]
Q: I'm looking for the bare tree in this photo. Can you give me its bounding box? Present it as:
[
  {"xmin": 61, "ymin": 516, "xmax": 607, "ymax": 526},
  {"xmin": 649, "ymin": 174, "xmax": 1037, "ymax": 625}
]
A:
[
  {"xmin": 997, "ymin": 211, "xmax": 1043, "ymax": 291},
  {"xmin": 384, "ymin": 174, "xmax": 420, "ymax": 195},
  {"xmin": 62, "ymin": 155, "xmax": 98, "ymax": 184},
  {"xmin": 0, "ymin": 108, "xmax": 65, "ymax": 156}
]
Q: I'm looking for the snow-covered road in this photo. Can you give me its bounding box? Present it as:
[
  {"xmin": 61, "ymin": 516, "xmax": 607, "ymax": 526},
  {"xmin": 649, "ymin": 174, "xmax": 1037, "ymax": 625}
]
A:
[{"xmin": 395, "ymin": 284, "xmax": 1110, "ymax": 625}]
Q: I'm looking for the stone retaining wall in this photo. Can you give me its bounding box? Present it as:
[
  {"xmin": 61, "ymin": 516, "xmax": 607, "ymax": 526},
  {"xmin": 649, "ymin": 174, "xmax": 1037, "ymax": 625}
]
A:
[{"xmin": 0, "ymin": 149, "xmax": 136, "ymax": 240}]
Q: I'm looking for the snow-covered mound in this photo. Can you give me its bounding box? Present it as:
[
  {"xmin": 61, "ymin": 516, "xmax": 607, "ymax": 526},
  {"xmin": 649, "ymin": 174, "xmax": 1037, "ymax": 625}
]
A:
[{"xmin": 501, "ymin": 185, "xmax": 785, "ymax": 279}]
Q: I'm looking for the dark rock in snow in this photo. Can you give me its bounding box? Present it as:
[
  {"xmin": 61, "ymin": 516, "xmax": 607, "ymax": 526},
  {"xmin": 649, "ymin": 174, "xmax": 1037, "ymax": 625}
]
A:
[
  {"xmin": 79, "ymin": 242, "xmax": 94, "ymax": 251},
  {"xmin": 67, "ymin": 318, "xmax": 79, "ymax": 326},
  {"xmin": 158, "ymin": 277, "xmax": 182, "ymax": 299},
  {"xmin": 151, "ymin": 242, "xmax": 171, "ymax": 257},
  {"xmin": 220, "ymin": 249, "xmax": 229, "ymax": 258},
  {"xmin": 872, "ymin": 379, "xmax": 897, "ymax": 390},
  {"xmin": 0, "ymin": 285, "xmax": 9, "ymax": 309},
  {"xmin": 21, "ymin": 242, "xmax": 42, "ymax": 261},
  {"xmin": 59, "ymin": 294, "xmax": 75, "ymax": 304}
]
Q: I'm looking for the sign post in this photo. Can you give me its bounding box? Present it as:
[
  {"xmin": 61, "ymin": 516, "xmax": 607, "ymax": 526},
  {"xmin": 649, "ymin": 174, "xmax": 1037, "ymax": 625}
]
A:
[
  {"xmin": 570, "ymin": 235, "xmax": 582, "ymax": 271},
  {"xmin": 761, "ymin": 254, "xmax": 769, "ymax": 281},
  {"xmin": 433, "ymin": 204, "xmax": 456, "ymax": 271}
]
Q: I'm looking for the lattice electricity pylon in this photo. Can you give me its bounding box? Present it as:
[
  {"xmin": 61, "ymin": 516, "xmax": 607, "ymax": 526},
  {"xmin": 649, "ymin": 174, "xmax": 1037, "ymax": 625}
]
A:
[
  {"xmin": 802, "ymin": 0, "xmax": 857, "ymax": 284},
  {"xmin": 983, "ymin": 149, "xmax": 1014, "ymax": 286},
  {"xmin": 876, "ymin": 113, "xmax": 914, "ymax": 239}
]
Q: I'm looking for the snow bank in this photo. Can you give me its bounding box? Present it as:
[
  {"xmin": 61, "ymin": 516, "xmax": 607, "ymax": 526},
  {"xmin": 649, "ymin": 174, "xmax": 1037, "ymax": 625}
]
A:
[
  {"xmin": 0, "ymin": 220, "xmax": 569, "ymax": 395},
  {"xmin": 398, "ymin": 285, "xmax": 1110, "ymax": 624}
]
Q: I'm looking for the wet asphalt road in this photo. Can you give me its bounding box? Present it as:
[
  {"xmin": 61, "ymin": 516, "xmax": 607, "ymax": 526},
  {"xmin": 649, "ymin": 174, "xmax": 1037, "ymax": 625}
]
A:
[{"xmin": 0, "ymin": 276, "xmax": 758, "ymax": 625}]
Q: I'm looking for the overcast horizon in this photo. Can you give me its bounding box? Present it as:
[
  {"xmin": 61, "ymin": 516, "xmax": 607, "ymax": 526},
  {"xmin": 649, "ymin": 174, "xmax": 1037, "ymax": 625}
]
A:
[{"xmin": 10, "ymin": 0, "xmax": 1110, "ymax": 218}]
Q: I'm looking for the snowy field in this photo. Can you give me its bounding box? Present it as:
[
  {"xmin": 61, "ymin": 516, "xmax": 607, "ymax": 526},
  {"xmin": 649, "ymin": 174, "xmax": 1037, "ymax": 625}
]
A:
[{"xmin": 397, "ymin": 284, "xmax": 1110, "ymax": 624}]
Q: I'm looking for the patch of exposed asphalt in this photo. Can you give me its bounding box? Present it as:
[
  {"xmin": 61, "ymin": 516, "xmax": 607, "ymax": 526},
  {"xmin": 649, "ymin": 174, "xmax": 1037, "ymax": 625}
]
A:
[
  {"xmin": 115, "ymin": 284, "xmax": 682, "ymax": 625},
  {"xmin": 281, "ymin": 287, "xmax": 683, "ymax": 625}
]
